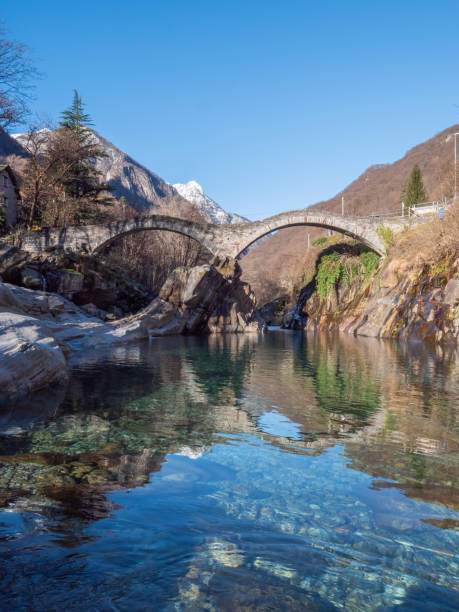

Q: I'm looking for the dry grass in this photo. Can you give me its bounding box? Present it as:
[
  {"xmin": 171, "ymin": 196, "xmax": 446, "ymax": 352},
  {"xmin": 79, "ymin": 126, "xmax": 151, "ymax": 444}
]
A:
[{"xmin": 394, "ymin": 200, "xmax": 459, "ymax": 267}]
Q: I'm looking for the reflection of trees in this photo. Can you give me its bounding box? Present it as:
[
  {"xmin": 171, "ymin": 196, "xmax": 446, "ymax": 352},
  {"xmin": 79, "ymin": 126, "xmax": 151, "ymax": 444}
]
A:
[
  {"xmin": 291, "ymin": 332, "xmax": 381, "ymax": 422},
  {"xmin": 314, "ymin": 355, "xmax": 380, "ymax": 418},
  {"xmin": 254, "ymin": 331, "xmax": 458, "ymax": 512},
  {"xmin": 184, "ymin": 334, "xmax": 257, "ymax": 405},
  {"xmin": 333, "ymin": 339, "xmax": 459, "ymax": 512}
]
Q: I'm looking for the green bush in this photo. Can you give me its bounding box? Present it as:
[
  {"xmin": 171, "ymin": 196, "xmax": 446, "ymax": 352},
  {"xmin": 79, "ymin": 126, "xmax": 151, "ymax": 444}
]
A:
[
  {"xmin": 360, "ymin": 251, "xmax": 380, "ymax": 280},
  {"xmin": 316, "ymin": 253, "xmax": 344, "ymax": 298},
  {"xmin": 312, "ymin": 236, "xmax": 329, "ymax": 248},
  {"xmin": 316, "ymin": 250, "xmax": 381, "ymax": 299},
  {"xmin": 376, "ymin": 224, "xmax": 395, "ymax": 251}
]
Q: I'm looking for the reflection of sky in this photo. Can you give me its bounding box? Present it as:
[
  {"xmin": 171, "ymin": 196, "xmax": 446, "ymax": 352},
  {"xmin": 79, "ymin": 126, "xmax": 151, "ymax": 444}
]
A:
[{"xmin": 257, "ymin": 409, "xmax": 303, "ymax": 441}]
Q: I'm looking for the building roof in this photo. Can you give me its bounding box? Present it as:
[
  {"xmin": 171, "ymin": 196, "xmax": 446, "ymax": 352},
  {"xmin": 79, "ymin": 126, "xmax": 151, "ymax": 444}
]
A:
[{"xmin": 0, "ymin": 164, "xmax": 21, "ymax": 200}]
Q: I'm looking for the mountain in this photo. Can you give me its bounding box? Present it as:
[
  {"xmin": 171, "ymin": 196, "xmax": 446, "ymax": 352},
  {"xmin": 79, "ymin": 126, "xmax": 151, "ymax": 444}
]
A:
[
  {"xmin": 0, "ymin": 128, "xmax": 27, "ymax": 158},
  {"xmin": 5, "ymin": 130, "xmax": 242, "ymax": 225},
  {"xmin": 173, "ymin": 180, "xmax": 248, "ymax": 224},
  {"xmin": 240, "ymin": 124, "xmax": 459, "ymax": 305},
  {"xmin": 90, "ymin": 133, "xmax": 202, "ymax": 218},
  {"xmin": 308, "ymin": 124, "xmax": 458, "ymax": 215},
  {"xmin": 10, "ymin": 130, "xmax": 201, "ymax": 220}
]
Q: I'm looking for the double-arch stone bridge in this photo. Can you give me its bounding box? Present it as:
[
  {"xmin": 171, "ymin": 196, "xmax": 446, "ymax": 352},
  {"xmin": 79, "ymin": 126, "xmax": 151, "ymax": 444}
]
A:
[{"xmin": 18, "ymin": 209, "xmax": 413, "ymax": 259}]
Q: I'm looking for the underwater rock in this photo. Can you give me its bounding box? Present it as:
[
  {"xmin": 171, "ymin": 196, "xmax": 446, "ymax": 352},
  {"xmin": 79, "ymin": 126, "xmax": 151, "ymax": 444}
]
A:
[
  {"xmin": 253, "ymin": 557, "xmax": 296, "ymax": 580},
  {"xmin": 208, "ymin": 539, "xmax": 245, "ymax": 568}
]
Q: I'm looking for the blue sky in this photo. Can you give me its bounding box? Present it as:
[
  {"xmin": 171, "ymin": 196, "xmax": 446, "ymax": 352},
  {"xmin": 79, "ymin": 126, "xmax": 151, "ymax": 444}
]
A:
[{"xmin": 3, "ymin": 1, "xmax": 459, "ymax": 219}]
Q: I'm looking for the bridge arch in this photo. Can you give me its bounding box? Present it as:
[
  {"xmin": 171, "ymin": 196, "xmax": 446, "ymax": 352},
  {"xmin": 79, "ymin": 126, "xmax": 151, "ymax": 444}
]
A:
[
  {"xmin": 91, "ymin": 216, "xmax": 217, "ymax": 256},
  {"xmin": 232, "ymin": 221, "xmax": 383, "ymax": 259},
  {"xmin": 17, "ymin": 215, "xmax": 221, "ymax": 258},
  {"xmin": 210, "ymin": 211, "xmax": 394, "ymax": 259}
]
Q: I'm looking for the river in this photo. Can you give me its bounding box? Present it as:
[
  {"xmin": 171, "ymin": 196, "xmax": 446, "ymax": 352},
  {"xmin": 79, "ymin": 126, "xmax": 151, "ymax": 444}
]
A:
[{"xmin": 0, "ymin": 331, "xmax": 458, "ymax": 610}]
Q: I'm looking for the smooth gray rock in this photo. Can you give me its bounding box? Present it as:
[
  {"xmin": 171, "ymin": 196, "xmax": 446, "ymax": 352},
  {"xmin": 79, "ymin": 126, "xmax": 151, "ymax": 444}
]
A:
[
  {"xmin": 0, "ymin": 310, "xmax": 67, "ymax": 400},
  {"xmin": 444, "ymin": 278, "xmax": 459, "ymax": 305},
  {"xmin": 20, "ymin": 266, "xmax": 45, "ymax": 290}
]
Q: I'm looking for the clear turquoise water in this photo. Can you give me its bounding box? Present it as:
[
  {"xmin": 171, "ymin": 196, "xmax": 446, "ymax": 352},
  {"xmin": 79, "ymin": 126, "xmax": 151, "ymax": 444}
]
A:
[{"xmin": 0, "ymin": 331, "xmax": 458, "ymax": 610}]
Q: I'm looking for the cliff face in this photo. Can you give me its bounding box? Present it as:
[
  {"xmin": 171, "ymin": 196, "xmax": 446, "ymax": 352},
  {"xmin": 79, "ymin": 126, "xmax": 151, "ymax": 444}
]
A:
[{"xmin": 286, "ymin": 250, "xmax": 459, "ymax": 345}]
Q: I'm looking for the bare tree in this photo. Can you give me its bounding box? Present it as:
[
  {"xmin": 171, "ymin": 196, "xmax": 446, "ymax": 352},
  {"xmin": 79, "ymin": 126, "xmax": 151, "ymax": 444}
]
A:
[
  {"xmin": 20, "ymin": 120, "xmax": 116, "ymax": 228},
  {"xmin": 19, "ymin": 126, "xmax": 53, "ymax": 227},
  {"xmin": 104, "ymin": 229, "xmax": 209, "ymax": 295},
  {"xmin": 0, "ymin": 22, "xmax": 39, "ymax": 129}
]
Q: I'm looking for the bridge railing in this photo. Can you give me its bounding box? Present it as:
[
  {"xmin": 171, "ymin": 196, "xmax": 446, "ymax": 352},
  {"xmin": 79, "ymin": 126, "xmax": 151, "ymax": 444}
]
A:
[
  {"xmin": 310, "ymin": 198, "xmax": 453, "ymax": 221},
  {"xmin": 308, "ymin": 208, "xmax": 406, "ymax": 220},
  {"xmin": 409, "ymin": 200, "xmax": 450, "ymax": 217}
]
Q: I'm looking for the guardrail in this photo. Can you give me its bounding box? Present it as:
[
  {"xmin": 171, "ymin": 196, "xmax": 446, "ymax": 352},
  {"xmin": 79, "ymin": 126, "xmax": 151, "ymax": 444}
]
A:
[
  {"xmin": 308, "ymin": 209, "xmax": 406, "ymax": 220},
  {"xmin": 409, "ymin": 200, "xmax": 449, "ymax": 216},
  {"xmin": 310, "ymin": 198, "xmax": 453, "ymax": 221}
]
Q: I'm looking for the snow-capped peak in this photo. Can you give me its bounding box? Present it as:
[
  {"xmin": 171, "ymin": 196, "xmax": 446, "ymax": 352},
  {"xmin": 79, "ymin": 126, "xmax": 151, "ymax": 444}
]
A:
[
  {"xmin": 173, "ymin": 180, "xmax": 248, "ymax": 225},
  {"xmin": 185, "ymin": 180, "xmax": 204, "ymax": 194}
]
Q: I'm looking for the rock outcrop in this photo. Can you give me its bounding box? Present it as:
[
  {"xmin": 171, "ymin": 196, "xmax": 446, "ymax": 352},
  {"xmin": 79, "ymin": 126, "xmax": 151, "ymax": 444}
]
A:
[
  {"xmin": 284, "ymin": 252, "xmax": 459, "ymax": 345},
  {"xmin": 0, "ymin": 241, "xmax": 152, "ymax": 318},
  {"xmin": 0, "ymin": 284, "xmax": 68, "ymax": 400},
  {"xmin": 0, "ymin": 259, "xmax": 264, "ymax": 399}
]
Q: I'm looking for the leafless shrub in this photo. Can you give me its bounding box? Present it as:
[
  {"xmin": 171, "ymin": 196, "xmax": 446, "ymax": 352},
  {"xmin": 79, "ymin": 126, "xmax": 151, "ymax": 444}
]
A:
[
  {"xmin": 102, "ymin": 229, "xmax": 211, "ymax": 295},
  {"xmin": 0, "ymin": 22, "xmax": 40, "ymax": 128}
]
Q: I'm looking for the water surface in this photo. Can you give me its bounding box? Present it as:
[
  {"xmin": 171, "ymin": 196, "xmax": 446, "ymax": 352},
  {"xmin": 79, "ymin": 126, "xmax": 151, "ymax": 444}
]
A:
[{"xmin": 0, "ymin": 331, "xmax": 458, "ymax": 610}]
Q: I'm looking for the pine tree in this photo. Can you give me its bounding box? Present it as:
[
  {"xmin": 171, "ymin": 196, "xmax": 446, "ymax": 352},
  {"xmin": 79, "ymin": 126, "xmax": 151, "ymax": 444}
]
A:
[
  {"xmin": 49, "ymin": 89, "xmax": 114, "ymax": 224},
  {"xmin": 402, "ymin": 165, "xmax": 427, "ymax": 215},
  {"xmin": 59, "ymin": 90, "xmax": 93, "ymax": 138}
]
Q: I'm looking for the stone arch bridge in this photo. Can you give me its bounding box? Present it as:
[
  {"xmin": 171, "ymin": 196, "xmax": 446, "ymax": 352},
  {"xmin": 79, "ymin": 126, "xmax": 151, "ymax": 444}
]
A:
[{"xmin": 17, "ymin": 209, "xmax": 413, "ymax": 259}]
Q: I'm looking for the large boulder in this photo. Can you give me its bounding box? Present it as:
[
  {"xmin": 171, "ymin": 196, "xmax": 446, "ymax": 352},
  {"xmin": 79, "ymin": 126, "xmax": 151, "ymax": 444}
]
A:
[
  {"xmin": 119, "ymin": 260, "xmax": 265, "ymax": 338},
  {"xmin": 20, "ymin": 265, "xmax": 45, "ymax": 290},
  {"xmin": 46, "ymin": 269, "xmax": 85, "ymax": 298},
  {"xmin": 0, "ymin": 310, "xmax": 67, "ymax": 400}
]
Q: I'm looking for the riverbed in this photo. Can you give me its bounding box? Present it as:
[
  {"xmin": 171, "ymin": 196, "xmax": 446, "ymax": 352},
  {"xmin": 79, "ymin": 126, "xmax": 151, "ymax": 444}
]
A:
[{"xmin": 0, "ymin": 331, "xmax": 458, "ymax": 610}]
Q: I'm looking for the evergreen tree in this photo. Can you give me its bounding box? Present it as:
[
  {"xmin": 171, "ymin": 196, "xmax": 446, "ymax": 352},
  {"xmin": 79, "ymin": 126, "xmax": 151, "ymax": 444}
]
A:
[
  {"xmin": 20, "ymin": 94, "xmax": 115, "ymax": 229},
  {"xmin": 59, "ymin": 89, "xmax": 93, "ymax": 138},
  {"xmin": 49, "ymin": 89, "xmax": 114, "ymax": 224},
  {"xmin": 402, "ymin": 165, "xmax": 427, "ymax": 215}
]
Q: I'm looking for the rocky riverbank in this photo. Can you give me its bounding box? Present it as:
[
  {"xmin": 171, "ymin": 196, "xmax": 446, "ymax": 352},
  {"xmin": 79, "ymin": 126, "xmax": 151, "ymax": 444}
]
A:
[
  {"xmin": 0, "ymin": 240, "xmax": 153, "ymax": 318},
  {"xmin": 0, "ymin": 258, "xmax": 264, "ymax": 400},
  {"xmin": 283, "ymin": 246, "xmax": 459, "ymax": 345}
]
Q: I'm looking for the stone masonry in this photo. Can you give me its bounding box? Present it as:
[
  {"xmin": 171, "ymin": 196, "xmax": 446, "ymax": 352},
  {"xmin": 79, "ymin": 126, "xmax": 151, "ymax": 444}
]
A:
[{"xmin": 17, "ymin": 210, "xmax": 417, "ymax": 259}]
